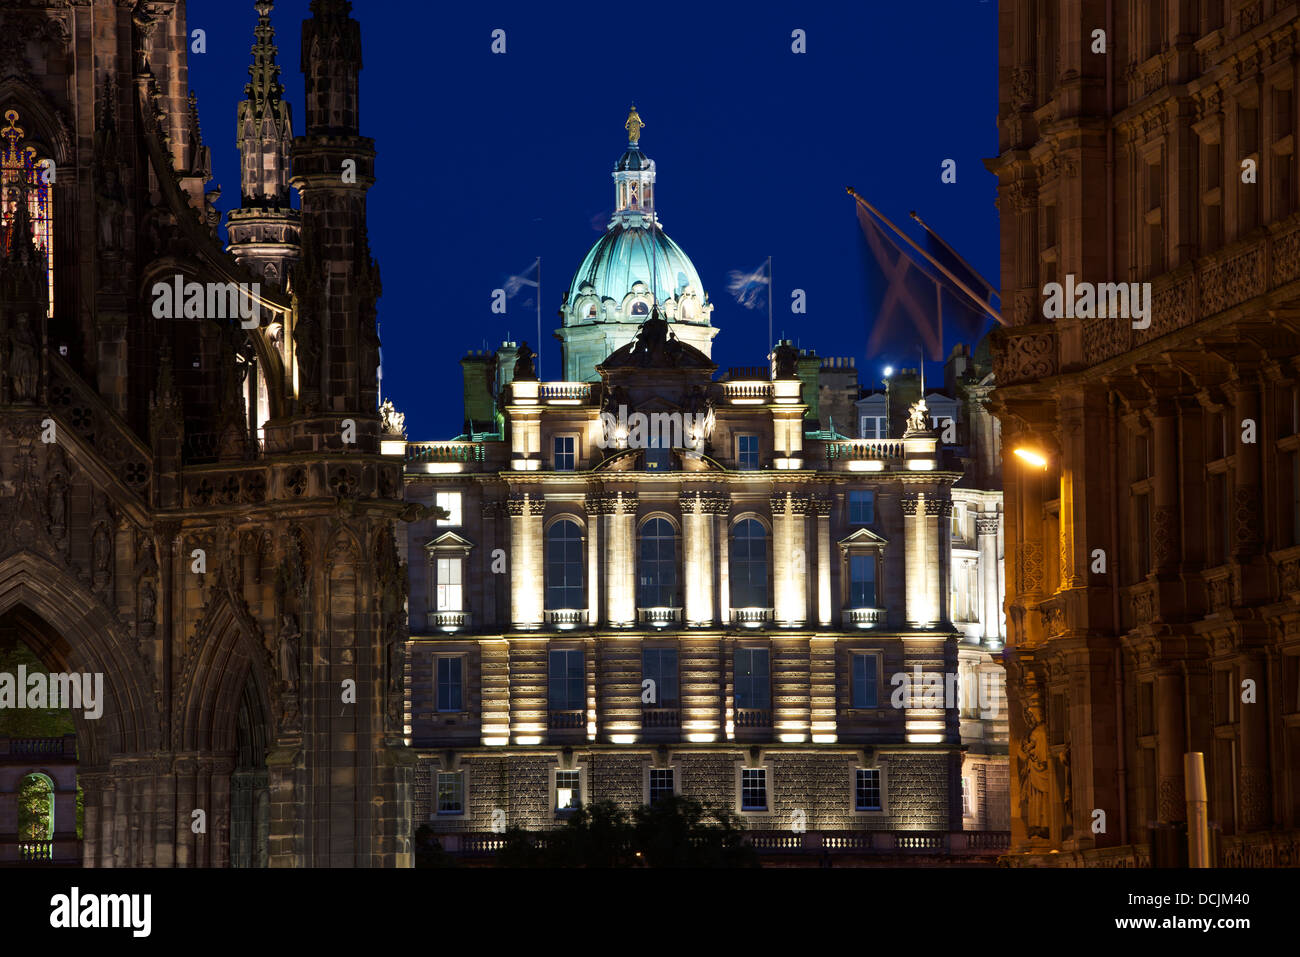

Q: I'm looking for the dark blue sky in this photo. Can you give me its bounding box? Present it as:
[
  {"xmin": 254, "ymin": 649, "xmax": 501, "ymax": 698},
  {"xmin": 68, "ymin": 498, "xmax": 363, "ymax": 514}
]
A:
[{"xmin": 187, "ymin": 0, "xmax": 999, "ymax": 439}]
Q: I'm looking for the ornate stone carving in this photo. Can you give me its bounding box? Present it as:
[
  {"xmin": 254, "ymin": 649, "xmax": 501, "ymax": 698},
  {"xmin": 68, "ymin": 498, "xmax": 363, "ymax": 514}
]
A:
[
  {"xmin": 976, "ymin": 514, "xmax": 1000, "ymax": 535},
  {"xmin": 1019, "ymin": 541, "xmax": 1044, "ymax": 595}
]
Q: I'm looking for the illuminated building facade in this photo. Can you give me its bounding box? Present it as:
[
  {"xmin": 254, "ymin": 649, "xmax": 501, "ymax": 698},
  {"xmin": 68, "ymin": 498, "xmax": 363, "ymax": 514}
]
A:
[
  {"xmin": 398, "ymin": 114, "xmax": 1010, "ymax": 859},
  {"xmin": 992, "ymin": 0, "xmax": 1300, "ymax": 865}
]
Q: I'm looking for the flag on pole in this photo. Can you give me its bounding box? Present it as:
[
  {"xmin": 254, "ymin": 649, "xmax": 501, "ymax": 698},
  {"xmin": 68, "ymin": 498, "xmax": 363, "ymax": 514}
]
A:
[
  {"xmin": 916, "ymin": 220, "xmax": 998, "ymax": 345},
  {"xmin": 727, "ymin": 260, "xmax": 770, "ymax": 311},
  {"xmin": 504, "ymin": 258, "xmax": 540, "ymax": 309},
  {"xmin": 856, "ymin": 202, "xmax": 943, "ymax": 361}
]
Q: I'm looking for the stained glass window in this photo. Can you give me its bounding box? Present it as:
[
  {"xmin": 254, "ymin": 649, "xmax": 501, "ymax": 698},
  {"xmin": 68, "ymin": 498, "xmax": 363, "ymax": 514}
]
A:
[{"xmin": 1, "ymin": 110, "xmax": 54, "ymax": 317}]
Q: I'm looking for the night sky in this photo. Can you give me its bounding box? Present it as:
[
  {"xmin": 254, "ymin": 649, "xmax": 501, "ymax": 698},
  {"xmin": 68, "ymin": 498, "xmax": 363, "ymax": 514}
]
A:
[{"xmin": 186, "ymin": 0, "xmax": 999, "ymax": 439}]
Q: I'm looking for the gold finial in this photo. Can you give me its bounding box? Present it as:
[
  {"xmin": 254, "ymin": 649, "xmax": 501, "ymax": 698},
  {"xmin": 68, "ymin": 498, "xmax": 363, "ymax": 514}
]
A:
[{"xmin": 625, "ymin": 104, "xmax": 644, "ymax": 145}]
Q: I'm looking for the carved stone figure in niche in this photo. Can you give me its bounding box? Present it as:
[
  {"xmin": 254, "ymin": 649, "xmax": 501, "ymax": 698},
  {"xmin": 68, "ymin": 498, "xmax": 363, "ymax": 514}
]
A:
[
  {"xmin": 92, "ymin": 523, "xmax": 111, "ymax": 586},
  {"xmin": 1018, "ymin": 707, "xmax": 1050, "ymax": 839},
  {"xmin": 47, "ymin": 472, "xmax": 67, "ymax": 534},
  {"xmin": 139, "ymin": 580, "xmax": 156, "ymax": 636},
  {"xmin": 97, "ymin": 169, "xmax": 127, "ymax": 253},
  {"xmin": 278, "ymin": 613, "xmax": 300, "ymax": 692},
  {"xmin": 1057, "ymin": 748, "xmax": 1073, "ymax": 842},
  {"xmin": 10, "ymin": 314, "xmax": 38, "ymax": 401}
]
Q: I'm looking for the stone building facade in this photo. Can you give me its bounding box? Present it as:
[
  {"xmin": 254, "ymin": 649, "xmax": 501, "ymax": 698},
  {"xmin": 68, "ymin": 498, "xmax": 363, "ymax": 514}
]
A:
[
  {"xmin": 991, "ymin": 0, "xmax": 1300, "ymax": 864},
  {"xmin": 0, "ymin": 0, "xmax": 409, "ymax": 866},
  {"xmin": 398, "ymin": 114, "xmax": 1010, "ymax": 855}
]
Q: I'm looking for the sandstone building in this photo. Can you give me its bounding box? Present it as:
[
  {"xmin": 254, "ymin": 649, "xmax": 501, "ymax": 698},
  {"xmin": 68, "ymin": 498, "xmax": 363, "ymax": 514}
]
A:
[
  {"xmin": 992, "ymin": 0, "xmax": 1300, "ymax": 865},
  {"xmin": 0, "ymin": 0, "xmax": 408, "ymax": 866},
  {"xmin": 397, "ymin": 113, "xmax": 1010, "ymax": 860}
]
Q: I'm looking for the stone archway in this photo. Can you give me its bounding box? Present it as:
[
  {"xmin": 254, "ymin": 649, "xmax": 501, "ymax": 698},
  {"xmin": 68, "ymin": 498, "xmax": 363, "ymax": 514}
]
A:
[{"xmin": 0, "ymin": 551, "xmax": 156, "ymax": 866}]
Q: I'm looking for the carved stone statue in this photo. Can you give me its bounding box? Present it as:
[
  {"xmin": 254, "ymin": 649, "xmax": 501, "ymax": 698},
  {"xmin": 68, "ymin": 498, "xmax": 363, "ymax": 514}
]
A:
[
  {"xmin": 772, "ymin": 341, "xmax": 798, "ymax": 379},
  {"xmin": 278, "ymin": 613, "xmax": 301, "ymax": 693},
  {"xmin": 1018, "ymin": 708, "xmax": 1051, "ymax": 839},
  {"xmin": 379, "ymin": 399, "xmax": 406, "ymax": 436},
  {"xmin": 139, "ymin": 581, "xmax": 156, "ymax": 629},
  {"xmin": 906, "ymin": 397, "xmax": 931, "ymax": 434},
  {"xmin": 512, "ymin": 342, "xmax": 536, "ymax": 381},
  {"xmin": 9, "ymin": 314, "xmax": 38, "ymax": 401}
]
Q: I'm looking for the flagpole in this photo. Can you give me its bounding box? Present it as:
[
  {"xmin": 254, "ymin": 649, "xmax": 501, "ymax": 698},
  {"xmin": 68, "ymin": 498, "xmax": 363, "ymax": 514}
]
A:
[
  {"xmin": 767, "ymin": 255, "xmax": 773, "ymax": 355},
  {"xmin": 536, "ymin": 256, "xmax": 542, "ymax": 378},
  {"xmin": 847, "ymin": 187, "xmax": 1006, "ymax": 327},
  {"xmin": 910, "ymin": 209, "xmax": 993, "ymax": 296}
]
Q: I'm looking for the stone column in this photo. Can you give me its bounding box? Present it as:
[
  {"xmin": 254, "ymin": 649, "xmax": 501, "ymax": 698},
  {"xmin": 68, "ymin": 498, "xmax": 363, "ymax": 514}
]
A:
[
  {"xmin": 602, "ymin": 491, "xmax": 637, "ymax": 627},
  {"xmin": 584, "ymin": 493, "xmax": 601, "ymax": 624},
  {"xmin": 977, "ymin": 514, "xmax": 1001, "ymax": 645},
  {"xmin": 1155, "ymin": 668, "xmax": 1187, "ymax": 825},
  {"xmin": 814, "ymin": 495, "xmax": 833, "ymax": 627},
  {"xmin": 1237, "ymin": 650, "xmax": 1272, "ymax": 831},
  {"xmin": 1227, "ymin": 367, "xmax": 1267, "ymax": 602},
  {"xmin": 1149, "ymin": 398, "xmax": 1181, "ymax": 577},
  {"xmin": 715, "ymin": 498, "xmax": 732, "ymax": 624},
  {"xmin": 902, "ymin": 494, "xmax": 926, "ymax": 627},
  {"xmin": 930, "ymin": 497, "xmax": 949, "ymax": 626},
  {"xmin": 481, "ymin": 501, "xmax": 500, "ymax": 627},
  {"xmin": 508, "ymin": 493, "xmax": 544, "ymax": 628},
  {"xmin": 770, "ymin": 493, "xmax": 807, "ymax": 627},
  {"xmin": 681, "ymin": 491, "xmax": 715, "ymax": 627}
]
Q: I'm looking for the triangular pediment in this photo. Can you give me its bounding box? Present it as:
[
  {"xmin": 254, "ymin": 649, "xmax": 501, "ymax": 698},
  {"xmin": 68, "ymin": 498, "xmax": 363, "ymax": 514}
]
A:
[
  {"xmin": 838, "ymin": 527, "xmax": 889, "ymax": 548},
  {"xmin": 424, "ymin": 531, "xmax": 474, "ymax": 551}
]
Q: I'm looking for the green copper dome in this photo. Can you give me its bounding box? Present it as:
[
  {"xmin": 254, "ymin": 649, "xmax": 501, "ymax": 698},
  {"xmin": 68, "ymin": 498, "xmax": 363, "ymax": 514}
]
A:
[{"xmin": 565, "ymin": 223, "xmax": 708, "ymax": 323}]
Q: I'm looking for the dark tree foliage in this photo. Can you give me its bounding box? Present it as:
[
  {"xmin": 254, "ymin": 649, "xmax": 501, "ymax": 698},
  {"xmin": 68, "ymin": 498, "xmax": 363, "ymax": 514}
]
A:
[
  {"xmin": 494, "ymin": 796, "xmax": 760, "ymax": 868},
  {"xmin": 413, "ymin": 825, "xmax": 458, "ymax": 868}
]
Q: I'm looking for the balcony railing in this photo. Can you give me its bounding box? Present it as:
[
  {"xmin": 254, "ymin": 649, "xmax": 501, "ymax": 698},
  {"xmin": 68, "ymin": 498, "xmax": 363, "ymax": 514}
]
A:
[
  {"xmin": 638, "ymin": 607, "xmax": 681, "ymax": 627},
  {"xmin": 548, "ymin": 710, "xmax": 585, "ymax": 730},
  {"xmin": 538, "ymin": 382, "xmax": 592, "ymax": 403},
  {"xmin": 544, "ymin": 609, "xmax": 589, "ymax": 629},
  {"xmin": 842, "ymin": 607, "xmax": 886, "ymax": 628},
  {"xmin": 641, "ymin": 707, "xmax": 681, "ymax": 728},
  {"xmin": 735, "ymin": 708, "xmax": 772, "ymax": 729},
  {"xmin": 427, "ymin": 610, "xmax": 471, "ymax": 632},
  {"xmin": 825, "ymin": 440, "xmax": 905, "ymax": 462},
  {"xmin": 18, "ymin": 841, "xmax": 53, "ymax": 862},
  {"xmin": 406, "ymin": 442, "xmax": 485, "ymax": 464},
  {"xmin": 722, "ymin": 381, "xmax": 772, "ymax": 403},
  {"xmin": 731, "ymin": 607, "xmax": 773, "ymax": 627}
]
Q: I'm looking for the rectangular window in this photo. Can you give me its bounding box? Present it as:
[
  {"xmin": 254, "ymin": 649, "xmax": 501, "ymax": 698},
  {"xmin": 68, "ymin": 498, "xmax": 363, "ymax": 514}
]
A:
[
  {"xmin": 436, "ymin": 771, "xmax": 464, "ymax": 814},
  {"xmin": 649, "ymin": 768, "xmax": 675, "ymax": 805},
  {"xmin": 556, "ymin": 770, "xmax": 580, "ymax": 811},
  {"xmin": 734, "ymin": 648, "xmax": 771, "ymax": 712},
  {"xmin": 641, "ymin": 648, "xmax": 679, "ymax": 708},
  {"xmin": 1134, "ymin": 493, "xmax": 1152, "ymax": 578},
  {"xmin": 961, "ymin": 776, "xmax": 974, "ymax": 817},
  {"xmin": 849, "ymin": 555, "xmax": 876, "ymax": 608},
  {"xmin": 435, "ymin": 556, "xmax": 463, "ymax": 611},
  {"xmin": 548, "ymin": 649, "xmax": 585, "ymax": 713},
  {"xmin": 1209, "ymin": 471, "xmax": 1231, "ymax": 565},
  {"xmin": 737, "ymin": 434, "xmax": 760, "ymax": 470},
  {"xmin": 553, "ymin": 435, "xmax": 576, "ymax": 471},
  {"xmin": 436, "ymin": 491, "xmax": 462, "ymax": 527},
  {"xmin": 436, "ymin": 656, "xmax": 463, "ymax": 712},
  {"xmin": 851, "ymin": 653, "xmax": 879, "ymax": 708},
  {"xmin": 741, "ymin": 768, "xmax": 767, "ymax": 811},
  {"xmin": 848, "ymin": 490, "xmax": 875, "ymax": 525},
  {"xmin": 855, "ymin": 768, "xmax": 882, "ymax": 811},
  {"xmin": 860, "ymin": 416, "xmax": 888, "ymax": 439}
]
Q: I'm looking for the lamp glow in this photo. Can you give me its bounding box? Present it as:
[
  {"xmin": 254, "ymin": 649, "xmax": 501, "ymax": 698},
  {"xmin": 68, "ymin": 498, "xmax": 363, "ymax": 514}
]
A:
[
  {"xmin": 883, "ymin": 366, "xmax": 894, "ymax": 377},
  {"xmin": 1013, "ymin": 447, "xmax": 1049, "ymax": 469}
]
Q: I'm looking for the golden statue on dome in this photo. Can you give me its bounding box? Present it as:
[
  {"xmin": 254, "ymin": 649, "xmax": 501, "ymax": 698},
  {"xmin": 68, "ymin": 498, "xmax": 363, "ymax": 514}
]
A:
[{"xmin": 625, "ymin": 104, "xmax": 644, "ymax": 144}]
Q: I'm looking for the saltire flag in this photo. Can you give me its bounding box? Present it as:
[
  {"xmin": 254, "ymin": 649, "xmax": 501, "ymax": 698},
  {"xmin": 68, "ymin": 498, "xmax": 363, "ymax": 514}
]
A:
[
  {"xmin": 917, "ymin": 221, "xmax": 998, "ymax": 346},
  {"xmin": 856, "ymin": 203, "xmax": 943, "ymax": 361},
  {"xmin": 504, "ymin": 258, "xmax": 540, "ymax": 309},
  {"xmin": 727, "ymin": 259, "xmax": 769, "ymax": 310}
]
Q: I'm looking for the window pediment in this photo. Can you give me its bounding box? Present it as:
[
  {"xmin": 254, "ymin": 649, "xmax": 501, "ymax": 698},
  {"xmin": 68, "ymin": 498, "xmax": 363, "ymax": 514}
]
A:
[
  {"xmin": 838, "ymin": 527, "xmax": 888, "ymax": 550},
  {"xmin": 424, "ymin": 531, "xmax": 474, "ymax": 554}
]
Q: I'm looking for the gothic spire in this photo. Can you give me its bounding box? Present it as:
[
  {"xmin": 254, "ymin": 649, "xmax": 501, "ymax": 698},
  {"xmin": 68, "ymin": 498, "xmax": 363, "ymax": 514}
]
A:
[{"xmin": 238, "ymin": 0, "xmax": 292, "ymax": 207}]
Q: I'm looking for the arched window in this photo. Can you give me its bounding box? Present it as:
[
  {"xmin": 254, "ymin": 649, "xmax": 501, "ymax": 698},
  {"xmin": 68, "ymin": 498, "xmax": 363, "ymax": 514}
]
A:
[
  {"xmin": 1, "ymin": 110, "xmax": 54, "ymax": 317},
  {"xmin": 730, "ymin": 519, "xmax": 769, "ymax": 608},
  {"xmin": 630, "ymin": 300, "xmax": 649, "ymax": 316},
  {"xmin": 638, "ymin": 517, "xmax": 678, "ymax": 608},
  {"xmin": 18, "ymin": 772, "xmax": 54, "ymax": 844},
  {"xmin": 545, "ymin": 519, "xmax": 585, "ymax": 610}
]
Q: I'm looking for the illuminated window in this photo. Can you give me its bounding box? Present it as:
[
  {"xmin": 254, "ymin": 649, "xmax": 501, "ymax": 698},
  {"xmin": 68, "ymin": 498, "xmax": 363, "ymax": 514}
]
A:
[
  {"xmin": 855, "ymin": 768, "xmax": 882, "ymax": 811},
  {"xmin": 638, "ymin": 518, "xmax": 678, "ymax": 607},
  {"xmin": 851, "ymin": 653, "xmax": 878, "ymax": 707},
  {"xmin": 649, "ymin": 768, "xmax": 675, "ymax": 805},
  {"xmin": 741, "ymin": 768, "xmax": 767, "ymax": 811},
  {"xmin": 734, "ymin": 648, "xmax": 770, "ymax": 712},
  {"xmin": 548, "ymin": 649, "xmax": 584, "ymax": 712},
  {"xmin": 435, "ymin": 491, "xmax": 462, "ymax": 526},
  {"xmin": 848, "ymin": 490, "xmax": 874, "ymax": 524},
  {"xmin": 556, "ymin": 770, "xmax": 580, "ymax": 812},
  {"xmin": 729, "ymin": 520, "xmax": 769, "ymax": 608},
  {"xmin": 435, "ymin": 557, "xmax": 462, "ymax": 611},
  {"xmin": 436, "ymin": 656, "xmax": 462, "ymax": 712},
  {"xmin": 437, "ymin": 772, "xmax": 464, "ymax": 814},
  {"xmin": 737, "ymin": 434, "xmax": 760, "ymax": 470},
  {"xmin": 545, "ymin": 520, "xmax": 584, "ymax": 610},
  {"xmin": 1, "ymin": 110, "xmax": 54, "ymax": 317},
  {"xmin": 553, "ymin": 434, "xmax": 576, "ymax": 471},
  {"xmin": 641, "ymin": 648, "xmax": 679, "ymax": 708}
]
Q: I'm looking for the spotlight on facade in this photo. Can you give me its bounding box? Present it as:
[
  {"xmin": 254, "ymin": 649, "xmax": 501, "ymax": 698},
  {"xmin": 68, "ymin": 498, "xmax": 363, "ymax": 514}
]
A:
[{"xmin": 1012, "ymin": 446, "xmax": 1049, "ymax": 469}]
